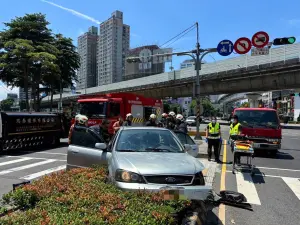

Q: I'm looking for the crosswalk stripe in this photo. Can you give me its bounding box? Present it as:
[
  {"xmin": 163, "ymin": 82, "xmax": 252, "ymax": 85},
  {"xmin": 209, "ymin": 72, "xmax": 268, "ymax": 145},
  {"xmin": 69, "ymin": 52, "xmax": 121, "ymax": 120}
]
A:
[
  {"xmin": 0, "ymin": 157, "xmax": 32, "ymax": 167},
  {"xmin": 20, "ymin": 165, "xmax": 66, "ymax": 180},
  {"xmin": 236, "ymin": 172, "xmax": 261, "ymax": 205},
  {"xmin": 282, "ymin": 177, "xmax": 300, "ymax": 200},
  {"xmin": 0, "ymin": 159, "xmax": 56, "ymax": 175}
]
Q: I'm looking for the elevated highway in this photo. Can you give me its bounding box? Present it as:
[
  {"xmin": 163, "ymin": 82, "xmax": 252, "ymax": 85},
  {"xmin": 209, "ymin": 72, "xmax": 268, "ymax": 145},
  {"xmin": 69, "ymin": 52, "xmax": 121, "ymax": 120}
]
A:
[{"xmin": 42, "ymin": 43, "xmax": 300, "ymax": 106}]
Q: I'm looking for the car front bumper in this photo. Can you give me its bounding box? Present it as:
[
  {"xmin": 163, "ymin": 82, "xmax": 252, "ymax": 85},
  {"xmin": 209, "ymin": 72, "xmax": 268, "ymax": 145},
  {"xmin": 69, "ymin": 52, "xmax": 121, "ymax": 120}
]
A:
[
  {"xmin": 252, "ymin": 142, "xmax": 281, "ymax": 150},
  {"xmin": 115, "ymin": 181, "xmax": 212, "ymax": 200}
]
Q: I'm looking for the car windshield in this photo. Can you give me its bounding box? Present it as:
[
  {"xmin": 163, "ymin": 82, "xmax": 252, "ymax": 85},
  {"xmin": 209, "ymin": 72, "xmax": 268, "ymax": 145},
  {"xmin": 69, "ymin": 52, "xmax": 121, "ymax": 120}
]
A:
[
  {"xmin": 235, "ymin": 110, "xmax": 279, "ymax": 128},
  {"xmin": 116, "ymin": 129, "xmax": 184, "ymax": 153},
  {"xmin": 78, "ymin": 102, "xmax": 107, "ymax": 119}
]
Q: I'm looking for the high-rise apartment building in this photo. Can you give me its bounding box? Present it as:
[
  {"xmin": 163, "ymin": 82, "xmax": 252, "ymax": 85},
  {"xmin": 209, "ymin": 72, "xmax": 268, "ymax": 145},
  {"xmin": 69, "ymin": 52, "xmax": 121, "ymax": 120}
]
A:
[
  {"xmin": 77, "ymin": 26, "xmax": 98, "ymax": 89},
  {"xmin": 98, "ymin": 10, "xmax": 130, "ymax": 85},
  {"xmin": 19, "ymin": 88, "xmax": 31, "ymax": 101}
]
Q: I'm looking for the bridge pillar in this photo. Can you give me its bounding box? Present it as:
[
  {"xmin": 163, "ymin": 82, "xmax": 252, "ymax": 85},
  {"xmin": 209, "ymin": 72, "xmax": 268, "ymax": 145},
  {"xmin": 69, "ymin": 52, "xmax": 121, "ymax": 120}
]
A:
[{"xmin": 244, "ymin": 93, "xmax": 262, "ymax": 108}]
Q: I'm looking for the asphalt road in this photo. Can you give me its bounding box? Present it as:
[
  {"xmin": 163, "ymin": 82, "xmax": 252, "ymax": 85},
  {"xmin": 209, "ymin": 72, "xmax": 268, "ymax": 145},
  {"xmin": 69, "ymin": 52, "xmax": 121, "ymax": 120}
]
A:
[
  {"xmin": 0, "ymin": 140, "xmax": 68, "ymax": 198},
  {"xmin": 212, "ymin": 127, "xmax": 300, "ymax": 225}
]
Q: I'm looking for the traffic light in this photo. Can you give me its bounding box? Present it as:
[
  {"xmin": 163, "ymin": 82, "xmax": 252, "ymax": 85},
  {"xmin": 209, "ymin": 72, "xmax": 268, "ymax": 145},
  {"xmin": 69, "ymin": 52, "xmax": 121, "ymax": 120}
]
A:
[{"xmin": 273, "ymin": 37, "xmax": 296, "ymax": 45}]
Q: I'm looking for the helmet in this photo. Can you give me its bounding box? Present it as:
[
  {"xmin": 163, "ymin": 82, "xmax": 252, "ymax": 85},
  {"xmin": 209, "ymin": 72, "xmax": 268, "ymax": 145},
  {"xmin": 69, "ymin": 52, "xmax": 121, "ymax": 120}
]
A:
[
  {"xmin": 150, "ymin": 114, "xmax": 156, "ymax": 119},
  {"xmin": 169, "ymin": 111, "xmax": 175, "ymax": 117},
  {"xmin": 126, "ymin": 113, "xmax": 133, "ymax": 119},
  {"xmin": 176, "ymin": 114, "xmax": 184, "ymax": 121},
  {"xmin": 76, "ymin": 115, "xmax": 88, "ymax": 125},
  {"xmin": 162, "ymin": 113, "xmax": 168, "ymax": 118}
]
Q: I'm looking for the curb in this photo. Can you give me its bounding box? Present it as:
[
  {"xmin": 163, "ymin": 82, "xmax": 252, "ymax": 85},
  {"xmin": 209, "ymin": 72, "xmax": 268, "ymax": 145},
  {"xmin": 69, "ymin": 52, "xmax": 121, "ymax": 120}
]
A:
[
  {"xmin": 181, "ymin": 200, "xmax": 207, "ymax": 225},
  {"xmin": 281, "ymin": 125, "xmax": 300, "ymax": 130}
]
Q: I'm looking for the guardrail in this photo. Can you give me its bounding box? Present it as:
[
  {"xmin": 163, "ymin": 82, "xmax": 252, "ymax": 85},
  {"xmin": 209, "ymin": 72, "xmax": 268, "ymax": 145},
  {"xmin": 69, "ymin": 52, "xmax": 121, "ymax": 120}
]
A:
[{"xmin": 44, "ymin": 43, "xmax": 300, "ymax": 102}]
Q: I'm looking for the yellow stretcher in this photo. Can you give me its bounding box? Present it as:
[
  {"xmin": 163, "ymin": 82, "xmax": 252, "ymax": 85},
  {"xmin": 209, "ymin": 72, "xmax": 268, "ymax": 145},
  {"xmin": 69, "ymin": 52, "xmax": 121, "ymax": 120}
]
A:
[{"xmin": 232, "ymin": 140, "xmax": 255, "ymax": 176}]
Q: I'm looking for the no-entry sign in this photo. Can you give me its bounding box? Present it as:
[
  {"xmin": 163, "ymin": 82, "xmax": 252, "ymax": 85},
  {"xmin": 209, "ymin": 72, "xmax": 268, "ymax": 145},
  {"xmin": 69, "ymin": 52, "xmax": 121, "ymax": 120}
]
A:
[
  {"xmin": 234, "ymin": 37, "xmax": 252, "ymax": 54},
  {"xmin": 252, "ymin": 31, "xmax": 269, "ymax": 48}
]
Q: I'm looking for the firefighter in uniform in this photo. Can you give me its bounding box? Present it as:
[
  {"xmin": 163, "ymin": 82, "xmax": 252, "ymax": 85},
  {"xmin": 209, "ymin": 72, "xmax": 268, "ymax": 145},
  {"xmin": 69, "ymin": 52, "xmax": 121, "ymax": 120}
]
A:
[
  {"xmin": 174, "ymin": 114, "xmax": 188, "ymax": 133},
  {"xmin": 166, "ymin": 111, "xmax": 176, "ymax": 130},
  {"xmin": 206, "ymin": 117, "xmax": 221, "ymax": 162},
  {"xmin": 145, "ymin": 114, "xmax": 158, "ymax": 127},
  {"xmin": 160, "ymin": 113, "xmax": 168, "ymax": 127},
  {"xmin": 229, "ymin": 115, "xmax": 242, "ymax": 164},
  {"xmin": 124, "ymin": 113, "xmax": 133, "ymax": 126}
]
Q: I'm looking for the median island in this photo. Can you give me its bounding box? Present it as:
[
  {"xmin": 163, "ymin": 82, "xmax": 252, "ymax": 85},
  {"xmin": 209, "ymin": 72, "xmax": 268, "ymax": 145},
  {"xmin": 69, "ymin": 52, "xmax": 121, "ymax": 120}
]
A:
[{"xmin": 0, "ymin": 167, "xmax": 204, "ymax": 225}]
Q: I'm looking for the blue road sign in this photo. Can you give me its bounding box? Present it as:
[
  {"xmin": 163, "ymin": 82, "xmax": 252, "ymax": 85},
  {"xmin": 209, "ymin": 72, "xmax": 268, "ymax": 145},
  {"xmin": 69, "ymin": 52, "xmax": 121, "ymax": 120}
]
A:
[{"xmin": 217, "ymin": 40, "xmax": 234, "ymax": 56}]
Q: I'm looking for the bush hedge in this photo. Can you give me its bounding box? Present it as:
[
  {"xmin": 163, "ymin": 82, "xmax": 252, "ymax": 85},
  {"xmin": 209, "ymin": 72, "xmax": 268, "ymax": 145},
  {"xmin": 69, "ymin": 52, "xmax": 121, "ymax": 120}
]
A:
[{"xmin": 0, "ymin": 167, "xmax": 192, "ymax": 225}]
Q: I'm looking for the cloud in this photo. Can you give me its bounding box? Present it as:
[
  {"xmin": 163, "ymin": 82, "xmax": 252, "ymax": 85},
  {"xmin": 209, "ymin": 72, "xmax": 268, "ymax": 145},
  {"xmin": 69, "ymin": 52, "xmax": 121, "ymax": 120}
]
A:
[
  {"xmin": 130, "ymin": 33, "xmax": 141, "ymax": 38},
  {"xmin": 41, "ymin": 0, "xmax": 101, "ymax": 25}
]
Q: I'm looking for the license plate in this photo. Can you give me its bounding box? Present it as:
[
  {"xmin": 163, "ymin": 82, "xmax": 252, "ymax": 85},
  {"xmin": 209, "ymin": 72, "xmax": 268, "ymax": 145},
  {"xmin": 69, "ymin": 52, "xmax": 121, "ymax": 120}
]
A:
[{"xmin": 159, "ymin": 187, "xmax": 186, "ymax": 200}]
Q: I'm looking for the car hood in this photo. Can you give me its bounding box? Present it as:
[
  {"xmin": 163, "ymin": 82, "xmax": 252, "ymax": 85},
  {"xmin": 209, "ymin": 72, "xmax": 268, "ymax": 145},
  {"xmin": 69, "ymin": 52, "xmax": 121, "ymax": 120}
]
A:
[{"xmin": 114, "ymin": 152, "xmax": 204, "ymax": 175}]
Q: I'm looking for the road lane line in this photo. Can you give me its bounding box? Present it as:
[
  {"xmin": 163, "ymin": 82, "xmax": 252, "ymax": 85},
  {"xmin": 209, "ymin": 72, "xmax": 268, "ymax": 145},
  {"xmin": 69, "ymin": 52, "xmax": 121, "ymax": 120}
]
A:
[
  {"xmin": 218, "ymin": 140, "xmax": 227, "ymax": 225},
  {"xmin": 19, "ymin": 151, "xmax": 67, "ymax": 156},
  {"xmin": 5, "ymin": 156, "xmax": 66, "ymax": 162},
  {"xmin": 236, "ymin": 172, "xmax": 261, "ymax": 205},
  {"xmin": 226, "ymin": 171, "xmax": 300, "ymax": 179},
  {"xmin": 282, "ymin": 177, "xmax": 300, "ymax": 200},
  {"xmin": 0, "ymin": 159, "xmax": 56, "ymax": 175},
  {"xmin": 256, "ymin": 166, "xmax": 300, "ymax": 172},
  {"xmin": 20, "ymin": 165, "xmax": 66, "ymax": 180},
  {"xmin": 0, "ymin": 157, "xmax": 32, "ymax": 167}
]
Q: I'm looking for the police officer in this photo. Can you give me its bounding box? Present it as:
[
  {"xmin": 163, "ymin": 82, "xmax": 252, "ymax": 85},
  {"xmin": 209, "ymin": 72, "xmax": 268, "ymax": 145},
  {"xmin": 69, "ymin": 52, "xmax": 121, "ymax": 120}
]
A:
[
  {"xmin": 145, "ymin": 114, "xmax": 158, "ymax": 127},
  {"xmin": 229, "ymin": 115, "xmax": 242, "ymax": 164},
  {"xmin": 206, "ymin": 116, "xmax": 221, "ymax": 162},
  {"xmin": 174, "ymin": 114, "xmax": 188, "ymax": 133}
]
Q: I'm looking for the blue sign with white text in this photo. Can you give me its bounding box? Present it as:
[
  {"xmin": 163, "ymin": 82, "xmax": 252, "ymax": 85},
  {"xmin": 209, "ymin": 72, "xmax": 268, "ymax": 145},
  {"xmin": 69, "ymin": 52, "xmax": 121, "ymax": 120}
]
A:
[{"xmin": 217, "ymin": 40, "xmax": 234, "ymax": 56}]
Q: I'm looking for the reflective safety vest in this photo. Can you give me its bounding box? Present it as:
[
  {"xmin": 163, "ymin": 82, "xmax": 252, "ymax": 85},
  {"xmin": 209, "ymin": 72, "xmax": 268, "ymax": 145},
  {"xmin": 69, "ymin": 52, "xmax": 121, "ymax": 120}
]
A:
[
  {"xmin": 229, "ymin": 123, "xmax": 241, "ymax": 135},
  {"xmin": 208, "ymin": 122, "xmax": 220, "ymax": 139}
]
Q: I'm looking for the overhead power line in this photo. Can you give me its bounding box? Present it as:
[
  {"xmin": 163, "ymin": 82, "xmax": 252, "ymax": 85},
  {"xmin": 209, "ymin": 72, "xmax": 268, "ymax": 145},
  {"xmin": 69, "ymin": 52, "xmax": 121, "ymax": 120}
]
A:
[
  {"xmin": 164, "ymin": 26, "xmax": 196, "ymax": 48},
  {"xmin": 159, "ymin": 23, "xmax": 196, "ymax": 48}
]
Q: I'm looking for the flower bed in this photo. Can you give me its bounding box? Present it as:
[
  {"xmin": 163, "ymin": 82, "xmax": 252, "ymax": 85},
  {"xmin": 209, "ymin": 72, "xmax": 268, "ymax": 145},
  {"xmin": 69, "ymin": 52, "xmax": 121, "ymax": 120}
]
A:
[{"xmin": 0, "ymin": 167, "xmax": 193, "ymax": 225}]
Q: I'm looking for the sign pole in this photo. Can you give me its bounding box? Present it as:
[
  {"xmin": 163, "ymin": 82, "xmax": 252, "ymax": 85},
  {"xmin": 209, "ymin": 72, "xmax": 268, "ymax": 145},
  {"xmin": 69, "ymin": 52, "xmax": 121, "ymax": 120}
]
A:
[{"xmin": 194, "ymin": 22, "xmax": 203, "ymax": 140}]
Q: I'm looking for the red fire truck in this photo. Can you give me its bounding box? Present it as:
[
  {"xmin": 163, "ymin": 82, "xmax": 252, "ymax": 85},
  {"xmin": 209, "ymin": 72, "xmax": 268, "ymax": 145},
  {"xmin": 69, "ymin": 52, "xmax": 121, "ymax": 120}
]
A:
[{"xmin": 71, "ymin": 93, "xmax": 163, "ymax": 134}]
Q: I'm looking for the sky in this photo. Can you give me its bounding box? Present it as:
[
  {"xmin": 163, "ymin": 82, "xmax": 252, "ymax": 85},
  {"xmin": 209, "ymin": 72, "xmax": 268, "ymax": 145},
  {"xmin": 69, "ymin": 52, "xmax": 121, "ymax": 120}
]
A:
[{"xmin": 1, "ymin": 0, "xmax": 300, "ymax": 100}]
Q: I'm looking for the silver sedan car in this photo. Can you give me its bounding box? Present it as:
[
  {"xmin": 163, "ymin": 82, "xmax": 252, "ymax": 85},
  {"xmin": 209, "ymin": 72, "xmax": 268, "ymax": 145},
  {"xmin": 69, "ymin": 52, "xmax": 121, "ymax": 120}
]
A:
[{"xmin": 67, "ymin": 126, "xmax": 211, "ymax": 200}]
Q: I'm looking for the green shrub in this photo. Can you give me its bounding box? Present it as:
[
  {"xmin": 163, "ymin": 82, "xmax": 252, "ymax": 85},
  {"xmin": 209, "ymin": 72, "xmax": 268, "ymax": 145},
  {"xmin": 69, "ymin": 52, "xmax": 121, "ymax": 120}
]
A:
[{"xmin": 0, "ymin": 167, "xmax": 191, "ymax": 225}]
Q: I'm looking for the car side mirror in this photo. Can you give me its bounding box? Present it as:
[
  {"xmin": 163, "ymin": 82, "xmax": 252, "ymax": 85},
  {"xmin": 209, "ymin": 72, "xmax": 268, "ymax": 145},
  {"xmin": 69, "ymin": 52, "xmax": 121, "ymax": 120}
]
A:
[
  {"xmin": 184, "ymin": 144, "xmax": 192, "ymax": 153},
  {"xmin": 95, "ymin": 143, "xmax": 107, "ymax": 150}
]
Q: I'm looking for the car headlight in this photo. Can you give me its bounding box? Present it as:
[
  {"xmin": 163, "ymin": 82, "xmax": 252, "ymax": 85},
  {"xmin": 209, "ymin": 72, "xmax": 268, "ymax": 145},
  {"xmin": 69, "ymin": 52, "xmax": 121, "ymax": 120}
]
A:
[
  {"xmin": 115, "ymin": 169, "xmax": 145, "ymax": 183},
  {"xmin": 192, "ymin": 171, "xmax": 205, "ymax": 185}
]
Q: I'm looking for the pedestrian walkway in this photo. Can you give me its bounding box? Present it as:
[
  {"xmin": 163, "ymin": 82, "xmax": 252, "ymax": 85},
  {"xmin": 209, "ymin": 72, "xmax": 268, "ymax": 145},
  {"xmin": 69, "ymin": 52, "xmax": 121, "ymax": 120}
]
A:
[{"xmin": 224, "ymin": 165, "xmax": 300, "ymax": 205}]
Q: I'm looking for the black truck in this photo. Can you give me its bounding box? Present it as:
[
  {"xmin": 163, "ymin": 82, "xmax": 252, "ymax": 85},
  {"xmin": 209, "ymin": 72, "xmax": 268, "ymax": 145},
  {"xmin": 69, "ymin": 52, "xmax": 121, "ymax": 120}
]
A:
[{"xmin": 0, "ymin": 112, "xmax": 69, "ymax": 153}]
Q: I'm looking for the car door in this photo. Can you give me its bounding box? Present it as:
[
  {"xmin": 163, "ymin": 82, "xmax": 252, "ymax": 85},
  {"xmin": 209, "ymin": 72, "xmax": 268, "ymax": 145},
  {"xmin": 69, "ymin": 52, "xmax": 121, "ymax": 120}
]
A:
[
  {"xmin": 174, "ymin": 131, "xmax": 198, "ymax": 157},
  {"xmin": 67, "ymin": 126, "xmax": 112, "ymax": 170}
]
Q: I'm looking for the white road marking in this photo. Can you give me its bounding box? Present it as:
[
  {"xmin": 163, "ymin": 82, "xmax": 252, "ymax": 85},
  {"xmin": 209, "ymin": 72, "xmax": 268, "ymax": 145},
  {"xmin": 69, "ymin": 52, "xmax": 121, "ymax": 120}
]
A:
[
  {"xmin": 282, "ymin": 177, "xmax": 300, "ymax": 200},
  {"xmin": 19, "ymin": 151, "xmax": 67, "ymax": 156},
  {"xmin": 5, "ymin": 156, "xmax": 66, "ymax": 162},
  {"xmin": 20, "ymin": 165, "xmax": 66, "ymax": 180},
  {"xmin": 236, "ymin": 172, "xmax": 261, "ymax": 205},
  {"xmin": 0, "ymin": 159, "xmax": 56, "ymax": 175},
  {"xmin": 256, "ymin": 166, "xmax": 300, "ymax": 172},
  {"xmin": 0, "ymin": 157, "xmax": 32, "ymax": 167},
  {"xmin": 226, "ymin": 170, "xmax": 300, "ymax": 179}
]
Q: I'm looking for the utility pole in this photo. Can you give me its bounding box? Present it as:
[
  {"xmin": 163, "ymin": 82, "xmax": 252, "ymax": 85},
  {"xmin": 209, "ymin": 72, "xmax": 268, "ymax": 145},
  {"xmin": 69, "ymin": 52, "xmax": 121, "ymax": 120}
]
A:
[
  {"xmin": 126, "ymin": 22, "xmax": 217, "ymax": 140},
  {"xmin": 58, "ymin": 76, "xmax": 63, "ymax": 113}
]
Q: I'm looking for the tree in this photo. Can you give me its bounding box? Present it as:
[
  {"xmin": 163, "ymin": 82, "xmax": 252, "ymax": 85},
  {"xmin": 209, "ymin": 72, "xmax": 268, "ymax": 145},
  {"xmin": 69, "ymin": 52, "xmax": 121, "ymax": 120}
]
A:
[
  {"xmin": 0, "ymin": 13, "xmax": 58, "ymax": 111},
  {"xmin": 240, "ymin": 102, "xmax": 249, "ymax": 108},
  {"xmin": 0, "ymin": 99, "xmax": 14, "ymax": 111}
]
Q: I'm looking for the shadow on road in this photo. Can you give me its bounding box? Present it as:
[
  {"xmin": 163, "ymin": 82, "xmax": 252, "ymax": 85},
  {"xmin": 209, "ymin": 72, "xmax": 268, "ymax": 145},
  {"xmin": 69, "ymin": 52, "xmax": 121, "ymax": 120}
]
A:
[
  {"xmin": 254, "ymin": 150, "xmax": 294, "ymax": 160},
  {"xmin": 0, "ymin": 141, "xmax": 68, "ymax": 158},
  {"xmin": 206, "ymin": 209, "xmax": 224, "ymax": 225}
]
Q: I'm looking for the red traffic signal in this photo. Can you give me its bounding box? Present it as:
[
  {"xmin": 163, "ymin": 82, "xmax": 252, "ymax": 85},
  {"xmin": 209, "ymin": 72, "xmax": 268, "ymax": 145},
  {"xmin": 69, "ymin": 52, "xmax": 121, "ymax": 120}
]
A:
[{"xmin": 273, "ymin": 37, "xmax": 296, "ymax": 45}]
